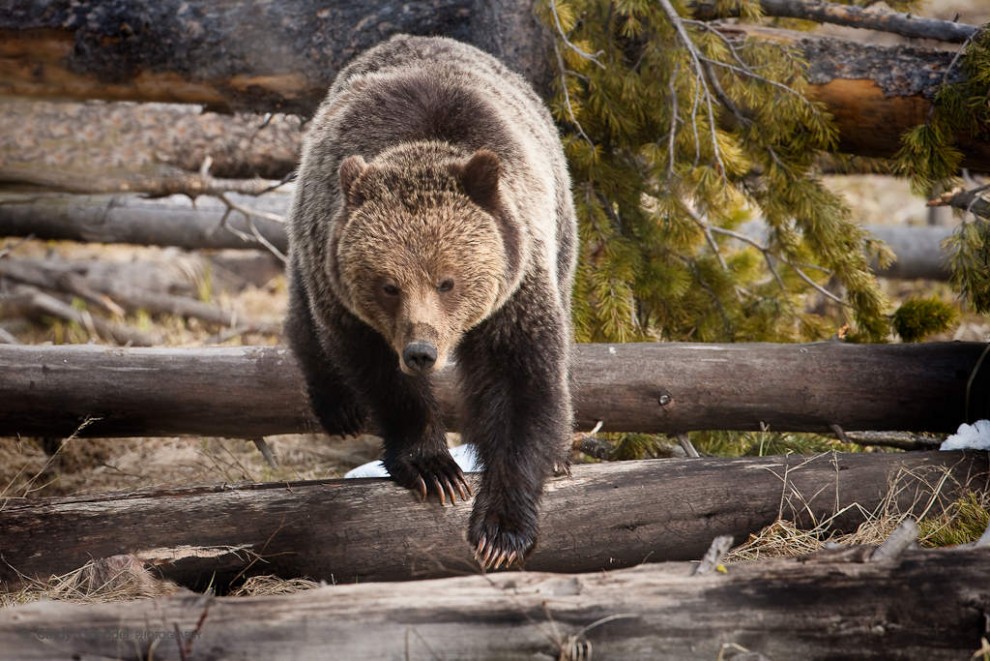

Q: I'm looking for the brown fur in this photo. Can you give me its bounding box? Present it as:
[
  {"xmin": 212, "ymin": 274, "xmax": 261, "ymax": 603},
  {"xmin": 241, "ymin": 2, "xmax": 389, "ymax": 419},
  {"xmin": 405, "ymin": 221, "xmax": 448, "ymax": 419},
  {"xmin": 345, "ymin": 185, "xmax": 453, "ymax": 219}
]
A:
[{"xmin": 286, "ymin": 35, "xmax": 577, "ymax": 567}]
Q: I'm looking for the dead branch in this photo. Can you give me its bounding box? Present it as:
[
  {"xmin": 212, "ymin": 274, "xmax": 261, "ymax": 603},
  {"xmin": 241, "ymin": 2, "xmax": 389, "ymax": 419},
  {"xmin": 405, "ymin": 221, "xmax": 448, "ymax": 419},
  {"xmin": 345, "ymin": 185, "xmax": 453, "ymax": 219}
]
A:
[
  {"xmin": 690, "ymin": 1, "xmax": 981, "ymax": 43},
  {"xmin": 0, "ymin": 286, "xmax": 159, "ymax": 346},
  {"xmin": 928, "ymin": 184, "xmax": 990, "ymax": 219},
  {"xmin": 0, "ymin": 256, "xmax": 281, "ymax": 336}
]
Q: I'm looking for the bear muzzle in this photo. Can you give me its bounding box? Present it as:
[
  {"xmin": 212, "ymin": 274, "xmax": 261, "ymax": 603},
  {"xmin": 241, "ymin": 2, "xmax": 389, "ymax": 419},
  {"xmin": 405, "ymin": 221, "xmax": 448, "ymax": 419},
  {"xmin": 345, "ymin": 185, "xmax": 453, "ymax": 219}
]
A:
[
  {"xmin": 402, "ymin": 341, "xmax": 438, "ymax": 374},
  {"xmin": 397, "ymin": 321, "xmax": 446, "ymax": 375}
]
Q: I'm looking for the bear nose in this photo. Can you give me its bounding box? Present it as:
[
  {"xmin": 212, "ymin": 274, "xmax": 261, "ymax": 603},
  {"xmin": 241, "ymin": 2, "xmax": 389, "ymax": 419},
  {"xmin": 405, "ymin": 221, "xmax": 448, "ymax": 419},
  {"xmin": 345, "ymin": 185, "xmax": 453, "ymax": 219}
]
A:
[{"xmin": 402, "ymin": 341, "xmax": 438, "ymax": 373}]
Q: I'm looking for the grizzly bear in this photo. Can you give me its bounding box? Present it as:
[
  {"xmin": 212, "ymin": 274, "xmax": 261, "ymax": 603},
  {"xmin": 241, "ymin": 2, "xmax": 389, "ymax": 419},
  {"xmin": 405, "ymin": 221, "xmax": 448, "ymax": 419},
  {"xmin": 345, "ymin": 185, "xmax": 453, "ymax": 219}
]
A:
[{"xmin": 286, "ymin": 35, "xmax": 576, "ymax": 569}]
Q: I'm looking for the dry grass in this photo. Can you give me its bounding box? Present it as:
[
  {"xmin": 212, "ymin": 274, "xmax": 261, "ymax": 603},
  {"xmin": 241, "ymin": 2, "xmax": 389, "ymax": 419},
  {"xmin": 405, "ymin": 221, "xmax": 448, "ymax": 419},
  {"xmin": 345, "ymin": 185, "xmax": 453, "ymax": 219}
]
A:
[
  {"xmin": 729, "ymin": 461, "xmax": 990, "ymax": 562},
  {"xmin": 1, "ymin": 556, "xmax": 183, "ymax": 608},
  {"xmin": 229, "ymin": 575, "xmax": 323, "ymax": 597}
]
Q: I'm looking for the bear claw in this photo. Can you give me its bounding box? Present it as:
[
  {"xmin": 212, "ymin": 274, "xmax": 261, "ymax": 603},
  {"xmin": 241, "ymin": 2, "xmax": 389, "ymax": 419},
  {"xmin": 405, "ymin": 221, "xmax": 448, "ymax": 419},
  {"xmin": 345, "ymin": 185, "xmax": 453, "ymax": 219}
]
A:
[
  {"xmin": 473, "ymin": 532, "xmax": 529, "ymax": 571},
  {"xmin": 387, "ymin": 451, "xmax": 473, "ymax": 507}
]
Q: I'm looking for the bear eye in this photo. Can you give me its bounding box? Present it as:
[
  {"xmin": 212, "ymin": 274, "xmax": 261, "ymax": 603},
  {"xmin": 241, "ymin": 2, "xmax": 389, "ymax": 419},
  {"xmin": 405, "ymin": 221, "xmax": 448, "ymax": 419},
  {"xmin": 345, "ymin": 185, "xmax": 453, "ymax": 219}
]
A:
[
  {"xmin": 382, "ymin": 283, "xmax": 400, "ymax": 297},
  {"xmin": 437, "ymin": 279, "xmax": 454, "ymax": 293}
]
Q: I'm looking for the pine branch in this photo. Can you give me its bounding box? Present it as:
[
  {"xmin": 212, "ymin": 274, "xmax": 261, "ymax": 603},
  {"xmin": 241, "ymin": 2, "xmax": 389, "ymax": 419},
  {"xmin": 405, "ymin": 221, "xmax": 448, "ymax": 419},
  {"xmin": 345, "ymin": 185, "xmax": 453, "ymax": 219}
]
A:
[{"xmin": 690, "ymin": 0, "xmax": 981, "ymax": 44}]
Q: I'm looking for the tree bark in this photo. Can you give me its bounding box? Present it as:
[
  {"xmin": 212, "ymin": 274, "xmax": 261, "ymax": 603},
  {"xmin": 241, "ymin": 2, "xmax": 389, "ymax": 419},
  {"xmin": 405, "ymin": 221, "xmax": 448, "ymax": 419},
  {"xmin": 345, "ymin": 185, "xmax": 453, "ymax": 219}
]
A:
[
  {"xmin": 1, "ymin": 1, "xmax": 987, "ymax": 169},
  {"xmin": 0, "ymin": 342, "xmax": 986, "ymax": 439},
  {"xmin": 2, "ymin": 543, "xmax": 990, "ymax": 660},
  {"xmin": 0, "ymin": 451, "xmax": 983, "ymax": 591}
]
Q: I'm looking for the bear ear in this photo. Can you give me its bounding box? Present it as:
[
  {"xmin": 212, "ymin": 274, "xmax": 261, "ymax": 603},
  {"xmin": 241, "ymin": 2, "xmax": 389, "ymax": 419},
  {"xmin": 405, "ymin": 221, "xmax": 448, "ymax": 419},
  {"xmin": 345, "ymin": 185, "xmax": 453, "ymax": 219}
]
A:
[
  {"xmin": 458, "ymin": 149, "xmax": 501, "ymax": 212},
  {"xmin": 339, "ymin": 155, "xmax": 369, "ymax": 207}
]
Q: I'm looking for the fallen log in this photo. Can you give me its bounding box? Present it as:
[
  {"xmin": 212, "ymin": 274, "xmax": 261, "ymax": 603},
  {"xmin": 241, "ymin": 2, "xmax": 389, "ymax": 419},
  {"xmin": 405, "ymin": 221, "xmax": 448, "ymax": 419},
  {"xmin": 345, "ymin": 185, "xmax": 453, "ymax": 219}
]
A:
[
  {"xmin": 0, "ymin": 341, "xmax": 985, "ymax": 438},
  {"xmin": 0, "ymin": 98, "xmax": 303, "ymax": 181},
  {"xmin": 0, "ymin": 192, "xmax": 289, "ymax": 252},
  {"xmin": 0, "ymin": 451, "xmax": 983, "ymax": 590},
  {"xmin": 2, "ymin": 540, "xmax": 990, "ymax": 659},
  {"xmin": 1, "ymin": 1, "xmax": 988, "ymax": 169},
  {"xmin": 0, "ymin": 192, "xmax": 957, "ymax": 280}
]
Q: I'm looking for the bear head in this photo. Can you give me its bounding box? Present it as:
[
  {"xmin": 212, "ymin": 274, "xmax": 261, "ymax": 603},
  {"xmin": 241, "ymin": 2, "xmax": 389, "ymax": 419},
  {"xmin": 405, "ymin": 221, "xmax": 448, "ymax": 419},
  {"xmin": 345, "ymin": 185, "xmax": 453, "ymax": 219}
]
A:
[{"xmin": 333, "ymin": 146, "xmax": 510, "ymax": 376}]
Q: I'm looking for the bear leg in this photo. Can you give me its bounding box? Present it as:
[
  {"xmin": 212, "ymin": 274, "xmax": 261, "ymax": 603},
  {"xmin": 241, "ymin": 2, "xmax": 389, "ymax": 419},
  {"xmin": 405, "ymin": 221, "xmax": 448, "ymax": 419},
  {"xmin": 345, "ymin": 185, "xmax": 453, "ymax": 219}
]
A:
[
  {"xmin": 285, "ymin": 275, "xmax": 366, "ymax": 436},
  {"xmin": 457, "ymin": 295, "xmax": 572, "ymax": 570},
  {"xmin": 329, "ymin": 315, "xmax": 472, "ymax": 506}
]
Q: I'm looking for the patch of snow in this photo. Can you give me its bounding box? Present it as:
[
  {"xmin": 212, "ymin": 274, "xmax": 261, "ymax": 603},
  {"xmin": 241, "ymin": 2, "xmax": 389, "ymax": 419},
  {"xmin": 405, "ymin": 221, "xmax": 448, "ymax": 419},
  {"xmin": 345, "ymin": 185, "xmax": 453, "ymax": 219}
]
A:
[
  {"xmin": 344, "ymin": 443, "xmax": 482, "ymax": 478},
  {"xmin": 940, "ymin": 420, "xmax": 990, "ymax": 451}
]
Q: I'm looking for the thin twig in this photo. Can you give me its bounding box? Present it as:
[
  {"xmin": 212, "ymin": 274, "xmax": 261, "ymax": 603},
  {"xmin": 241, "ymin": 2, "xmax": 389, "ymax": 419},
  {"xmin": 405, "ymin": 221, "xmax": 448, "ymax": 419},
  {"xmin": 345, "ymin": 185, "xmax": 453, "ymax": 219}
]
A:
[
  {"xmin": 656, "ymin": 0, "xmax": 727, "ymax": 177},
  {"xmin": 548, "ymin": 0, "xmax": 606, "ymax": 69}
]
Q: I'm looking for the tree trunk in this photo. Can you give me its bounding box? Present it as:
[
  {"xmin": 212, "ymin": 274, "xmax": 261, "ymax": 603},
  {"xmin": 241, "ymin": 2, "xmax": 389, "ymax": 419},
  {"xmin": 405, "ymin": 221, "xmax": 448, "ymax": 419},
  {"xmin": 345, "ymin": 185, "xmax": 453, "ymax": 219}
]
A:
[
  {"xmin": 1, "ymin": 1, "xmax": 987, "ymax": 170},
  {"xmin": 0, "ymin": 451, "xmax": 983, "ymax": 591},
  {"xmin": 2, "ymin": 543, "xmax": 989, "ymax": 659},
  {"xmin": 0, "ymin": 192, "xmax": 956, "ymax": 279},
  {"xmin": 0, "ymin": 342, "xmax": 985, "ymax": 439}
]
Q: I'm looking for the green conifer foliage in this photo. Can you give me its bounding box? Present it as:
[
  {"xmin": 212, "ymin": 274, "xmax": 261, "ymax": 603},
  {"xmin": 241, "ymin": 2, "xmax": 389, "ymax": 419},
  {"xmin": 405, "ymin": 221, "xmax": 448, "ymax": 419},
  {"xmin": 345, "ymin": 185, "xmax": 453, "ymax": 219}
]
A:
[
  {"xmin": 539, "ymin": 0, "xmax": 896, "ymax": 343},
  {"xmin": 895, "ymin": 29, "xmax": 990, "ymax": 313}
]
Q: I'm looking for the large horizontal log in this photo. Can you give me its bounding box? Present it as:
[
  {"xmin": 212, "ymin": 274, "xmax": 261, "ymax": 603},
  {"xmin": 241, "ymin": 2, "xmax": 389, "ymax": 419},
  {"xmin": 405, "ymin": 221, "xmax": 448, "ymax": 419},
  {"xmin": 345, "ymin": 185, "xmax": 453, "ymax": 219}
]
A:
[
  {"xmin": 1, "ymin": 1, "xmax": 987, "ymax": 169},
  {"xmin": 0, "ymin": 192, "xmax": 289, "ymax": 252},
  {"xmin": 0, "ymin": 192, "xmax": 956, "ymax": 279},
  {"xmin": 2, "ymin": 540, "xmax": 989, "ymax": 659},
  {"xmin": 0, "ymin": 451, "xmax": 983, "ymax": 590},
  {"xmin": 0, "ymin": 342, "xmax": 985, "ymax": 438},
  {"xmin": 0, "ymin": 0, "xmax": 546, "ymax": 114}
]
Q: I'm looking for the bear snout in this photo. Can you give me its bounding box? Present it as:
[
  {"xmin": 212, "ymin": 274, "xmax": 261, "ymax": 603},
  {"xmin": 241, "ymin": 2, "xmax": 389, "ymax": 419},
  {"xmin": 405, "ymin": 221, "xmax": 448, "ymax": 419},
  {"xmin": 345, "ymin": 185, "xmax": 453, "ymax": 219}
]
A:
[{"xmin": 402, "ymin": 341, "xmax": 438, "ymax": 374}]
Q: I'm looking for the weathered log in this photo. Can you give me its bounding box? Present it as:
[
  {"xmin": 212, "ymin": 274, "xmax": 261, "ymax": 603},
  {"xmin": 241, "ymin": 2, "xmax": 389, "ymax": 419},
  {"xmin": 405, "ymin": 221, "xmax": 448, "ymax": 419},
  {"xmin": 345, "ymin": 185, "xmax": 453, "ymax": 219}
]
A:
[
  {"xmin": 0, "ymin": 286, "xmax": 161, "ymax": 346},
  {"xmin": 0, "ymin": 192, "xmax": 289, "ymax": 252},
  {"xmin": 1, "ymin": 342, "xmax": 986, "ymax": 438},
  {"xmin": 0, "ymin": 192, "xmax": 956, "ymax": 279},
  {"xmin": 0, "ymin": 0, "xmax": 539, "ymax": 114},
  {"xmin": 1, "ymin": 1, "xmax": 987, "ymax": 169},
  {"xmin": 0, "ymin": 97, "xmax": 303, "ymax": 181},
  {"xmin": 0, "ymin": 451, "xmax": 984, "ymax": 591},
  {"xmin": 2, "ymin": 532, "xmax": 990, "ymax": 659}
]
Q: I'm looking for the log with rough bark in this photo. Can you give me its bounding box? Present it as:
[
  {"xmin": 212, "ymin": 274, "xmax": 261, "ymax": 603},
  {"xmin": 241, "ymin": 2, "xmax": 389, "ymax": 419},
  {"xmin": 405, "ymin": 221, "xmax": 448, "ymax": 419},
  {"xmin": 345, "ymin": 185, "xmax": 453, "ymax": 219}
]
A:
[
  {"xmin": 2, "ymin": 540, "xmax": 990, "ymax": 659},
  {"xmin": 0, "ymin": 451, "xmax": 984, "ymax": 590},
  {"xmin": 1, "ymin": 1, "xmax": 987, "ymax": 170},
  {"xmin": 0, "ymin": 341, "xmax": 987, "ymax": 438},
  {"xmin": 0, "ymin": 192, "xmax": 956, "ymax": 279}
]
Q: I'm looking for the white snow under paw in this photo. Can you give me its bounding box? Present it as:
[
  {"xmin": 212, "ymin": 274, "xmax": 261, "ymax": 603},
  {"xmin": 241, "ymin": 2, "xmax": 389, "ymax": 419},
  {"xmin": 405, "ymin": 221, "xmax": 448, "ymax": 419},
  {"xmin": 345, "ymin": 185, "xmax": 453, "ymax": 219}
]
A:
[
  {"xmin": 940, "ymin": 420, "xmax": 990, "ymax": 451},
  {"xmin": 344, "ymin": 443, "xmax": 482, "ymax": 478}
]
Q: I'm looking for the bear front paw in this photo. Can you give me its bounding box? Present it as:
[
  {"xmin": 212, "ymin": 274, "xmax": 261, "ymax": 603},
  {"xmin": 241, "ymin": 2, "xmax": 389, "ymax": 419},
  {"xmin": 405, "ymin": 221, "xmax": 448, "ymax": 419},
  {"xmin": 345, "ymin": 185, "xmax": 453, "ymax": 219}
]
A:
[
  {"xmin": 468, "ymin": 505, "xmax": 538, "ymax": 571},
  {"xmin": 384, "ymin": 450, "xmax": 473, "ymax": 506}
]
